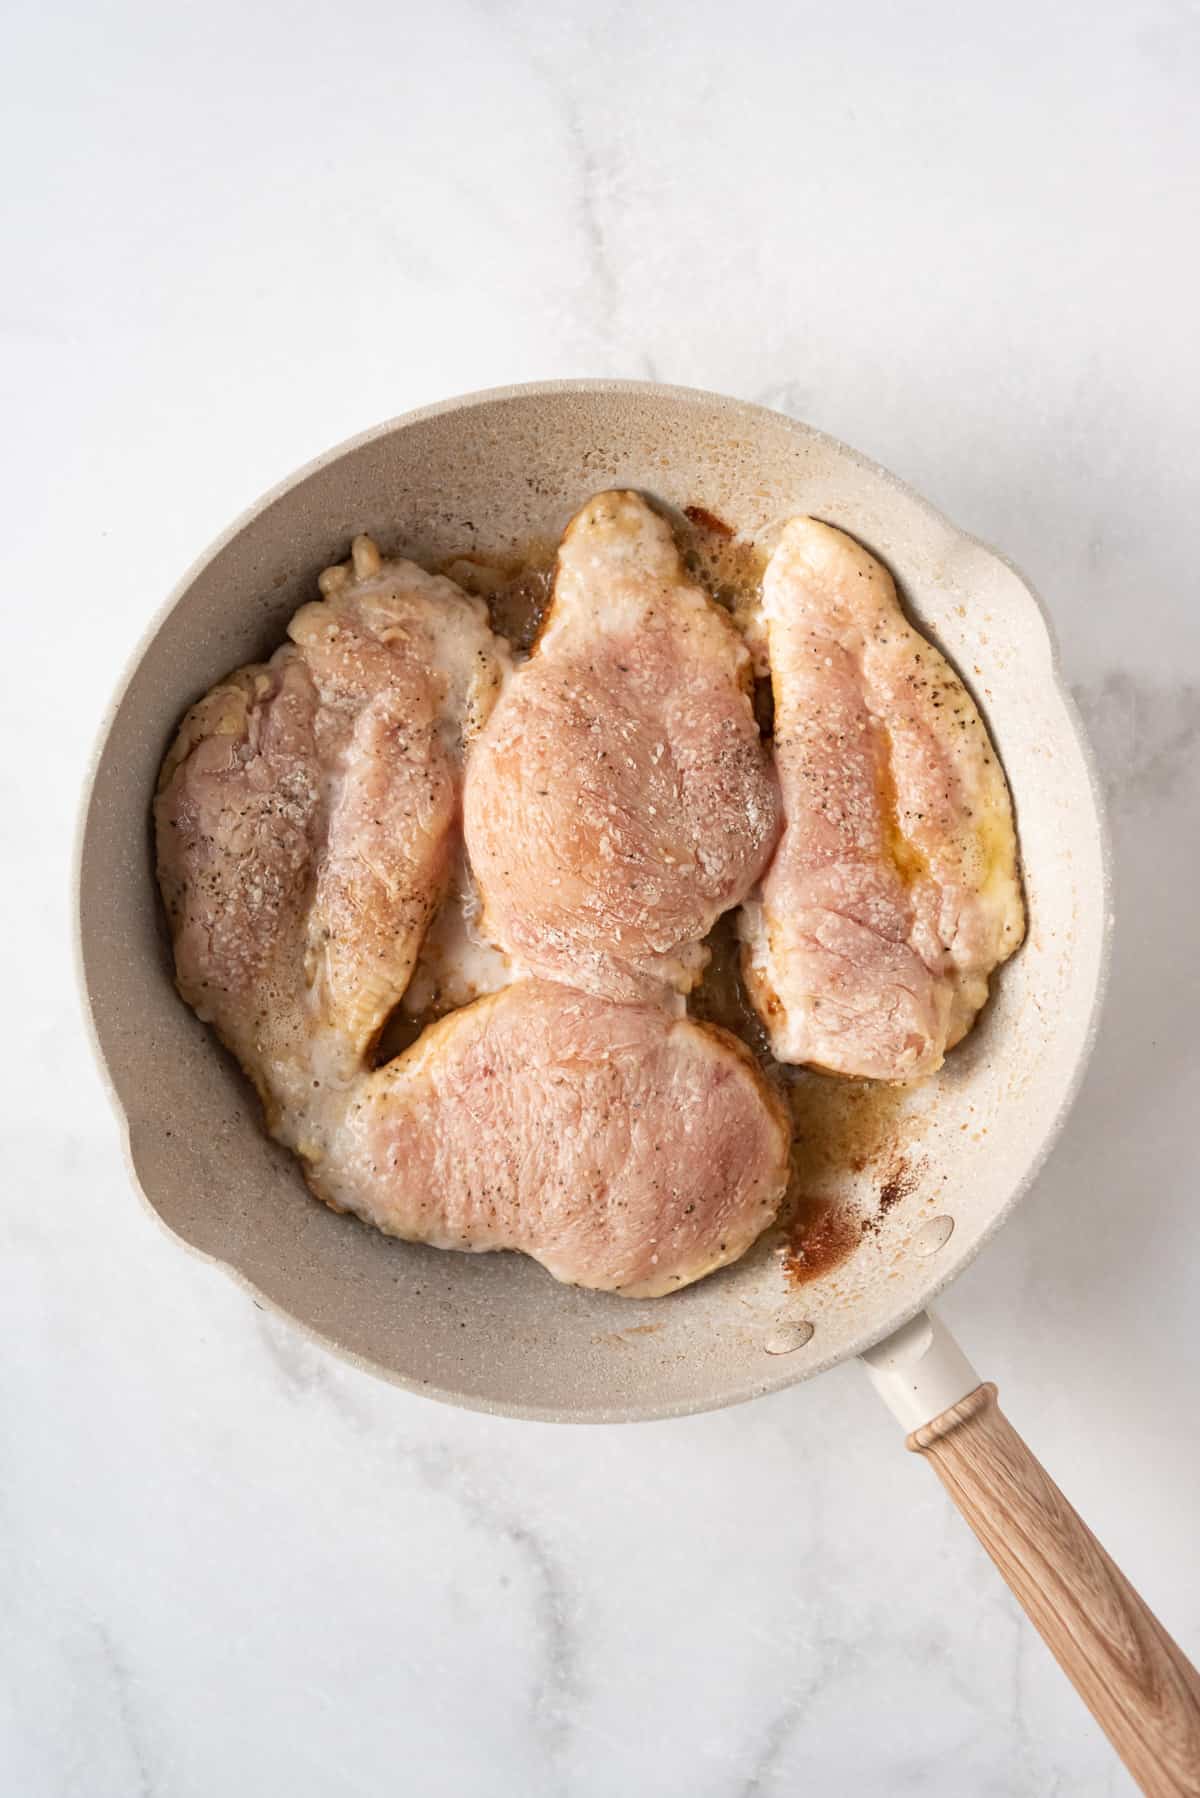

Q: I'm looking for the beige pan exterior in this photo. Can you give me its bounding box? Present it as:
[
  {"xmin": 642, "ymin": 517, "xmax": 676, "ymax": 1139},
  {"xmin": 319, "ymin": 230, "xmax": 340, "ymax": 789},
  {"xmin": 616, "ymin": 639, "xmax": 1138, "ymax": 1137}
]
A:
[{"xmin": 76, "ymin": 381, "xmax": 1110, "ymax": 1423}]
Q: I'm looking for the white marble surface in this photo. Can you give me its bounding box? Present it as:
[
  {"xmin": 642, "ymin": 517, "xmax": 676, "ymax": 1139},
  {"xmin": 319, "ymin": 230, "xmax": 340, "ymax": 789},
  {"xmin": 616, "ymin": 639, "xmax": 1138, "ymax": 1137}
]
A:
[{"xmin": 4, "ymin": 1, "xmax": 1199, "ymax": 1791}]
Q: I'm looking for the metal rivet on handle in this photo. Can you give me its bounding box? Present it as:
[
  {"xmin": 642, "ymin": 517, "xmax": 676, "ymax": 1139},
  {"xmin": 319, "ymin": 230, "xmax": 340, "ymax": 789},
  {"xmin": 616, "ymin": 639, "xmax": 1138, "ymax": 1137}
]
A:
[
  {"xmin": 913, "ymin": 1215, "xmax": 955, "ymax": 1256},
  {"xmin": 763, "ymin": 1321, "xmax": 815, "ymax": 1355}
]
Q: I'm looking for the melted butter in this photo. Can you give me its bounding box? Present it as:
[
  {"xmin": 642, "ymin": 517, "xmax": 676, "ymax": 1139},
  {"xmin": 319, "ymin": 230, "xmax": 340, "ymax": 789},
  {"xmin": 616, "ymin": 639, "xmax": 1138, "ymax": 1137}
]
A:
[
  {"xmin": 873, "ymin": 733, "xmax": 930, "ymax": 889},
  {"xmin": 681, "ymin": 507, "xmax": 769, "ymax": 663},
  {"xmin": 688, "ymin": 910, "xmax": 774, "ymax": 1064},
  {"xmin": 972, "ymin": 795, "xmax": 1016, "ymax": 895},
  {"xmin": 682, "ymin": 507, "xmax": 768, "ymax": 613},
  {"xmin": 440, "ymin": 544, "xmax": 557, "ymax": 653}
]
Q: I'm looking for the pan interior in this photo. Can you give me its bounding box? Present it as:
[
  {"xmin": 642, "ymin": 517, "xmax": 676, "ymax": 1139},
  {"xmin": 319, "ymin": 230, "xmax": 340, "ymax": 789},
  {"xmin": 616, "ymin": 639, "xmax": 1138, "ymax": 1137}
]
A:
[{"xmin": 78, "ymin": 384, "xmax": 1107, "ymax": 1421}]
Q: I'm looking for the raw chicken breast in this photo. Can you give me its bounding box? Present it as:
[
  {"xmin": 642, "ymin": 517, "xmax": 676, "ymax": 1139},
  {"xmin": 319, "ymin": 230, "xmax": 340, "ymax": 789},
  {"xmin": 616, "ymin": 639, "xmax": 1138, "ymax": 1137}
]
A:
[
  {"xmin": 155, "ymin": 538, "xmax": 507, "ymax": 1119},
  {"xmin": 464, "ymin": 491, "xmax": 780, "ymax": 1002},
  {"xmin": 302, "ymin": 979, "xmax": 791, "ymax": 1296},
  {"xmin": 740, "ymin": 518, "xmax": 1024, "ymax": 1080}
]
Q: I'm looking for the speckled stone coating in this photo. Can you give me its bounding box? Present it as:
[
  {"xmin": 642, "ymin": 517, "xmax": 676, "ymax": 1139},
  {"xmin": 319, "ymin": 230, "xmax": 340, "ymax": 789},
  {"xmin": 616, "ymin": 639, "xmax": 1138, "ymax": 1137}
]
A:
[{"xmin": 76, "ymin": 381, "xmax": 1110, "ymax": 1421}]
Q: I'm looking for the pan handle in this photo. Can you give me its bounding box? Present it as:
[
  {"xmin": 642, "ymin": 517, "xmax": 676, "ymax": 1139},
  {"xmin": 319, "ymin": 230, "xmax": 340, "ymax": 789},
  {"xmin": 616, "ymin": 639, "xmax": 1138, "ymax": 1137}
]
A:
[{"xmin": 862, "ymin": 1312, "xmax": 1200, "ymax": 1797}]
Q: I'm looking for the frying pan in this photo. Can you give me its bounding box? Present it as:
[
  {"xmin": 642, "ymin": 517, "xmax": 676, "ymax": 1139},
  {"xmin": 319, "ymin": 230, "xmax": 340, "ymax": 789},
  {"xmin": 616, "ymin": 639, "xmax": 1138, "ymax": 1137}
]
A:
[{"xmin": 77, "ymin": 380, "xmax": 1200, "ymax": 1792}]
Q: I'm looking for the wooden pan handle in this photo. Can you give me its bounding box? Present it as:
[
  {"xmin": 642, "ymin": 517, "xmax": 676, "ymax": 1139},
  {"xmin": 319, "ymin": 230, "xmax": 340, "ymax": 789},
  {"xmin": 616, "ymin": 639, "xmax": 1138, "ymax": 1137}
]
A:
[{"xmin": 910, "ymin": 1383, "xmax": 1200, "ymax": 1796}]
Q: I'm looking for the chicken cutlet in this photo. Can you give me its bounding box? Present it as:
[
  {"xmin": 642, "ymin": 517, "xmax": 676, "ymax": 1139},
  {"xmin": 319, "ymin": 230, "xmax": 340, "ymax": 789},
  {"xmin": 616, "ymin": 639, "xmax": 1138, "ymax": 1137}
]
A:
[
  {"xmin": 301, "ymin": 979, "xmax": 791, "ymax": 1297},
  {"xmin": 155, "ymin": 538, "xmax": 507, "ymax": 1121},
  {"xmin": 740, "ymin": 518, "xmax": 1023, "ymax": 1080},
  {"xmin": 463, "ymin": 491, "xmax": 780, "ymax": 1002}
]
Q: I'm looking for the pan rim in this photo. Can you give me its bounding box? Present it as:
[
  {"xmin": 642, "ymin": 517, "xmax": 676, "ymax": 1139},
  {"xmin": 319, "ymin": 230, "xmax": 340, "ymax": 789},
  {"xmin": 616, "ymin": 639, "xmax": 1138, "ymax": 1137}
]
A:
[{"xmin": 74, "ymin": 378, "xmax": 1115, "ymax": 1423}]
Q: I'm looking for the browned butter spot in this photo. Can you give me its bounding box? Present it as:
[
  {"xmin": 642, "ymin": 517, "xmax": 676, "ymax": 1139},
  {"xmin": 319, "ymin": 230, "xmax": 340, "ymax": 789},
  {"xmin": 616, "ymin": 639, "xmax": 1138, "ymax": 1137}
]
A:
[
  {"xmin": 876, "ymin": 1157, "xmax": 921, "ymax": 1218},
  {"xmin": 782, "ymin": 1155, "xmax": 922, "ymax": 1285},
  {"xmin": 782, "ymin": 1196, "xmax": 863, "ymax": 1285},
  {"xmin": 683, "ymin": 504, "xmax": 734, "ymax": 538}
]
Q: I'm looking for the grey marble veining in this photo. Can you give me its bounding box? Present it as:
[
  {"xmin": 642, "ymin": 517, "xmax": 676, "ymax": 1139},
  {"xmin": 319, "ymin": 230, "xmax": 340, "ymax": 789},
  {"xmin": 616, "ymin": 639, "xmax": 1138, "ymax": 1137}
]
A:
[{"xmin": 4, "ymin": 0, "xmax": 1199, "ymax": 1792}]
